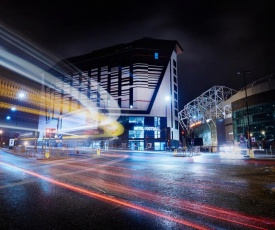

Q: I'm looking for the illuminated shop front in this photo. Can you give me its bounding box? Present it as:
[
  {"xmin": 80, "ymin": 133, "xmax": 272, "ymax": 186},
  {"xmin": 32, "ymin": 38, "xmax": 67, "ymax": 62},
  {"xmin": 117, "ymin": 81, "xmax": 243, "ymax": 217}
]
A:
[{"xmin": 116, "ymin": 116, "xmax": 168, "ymax": 150}]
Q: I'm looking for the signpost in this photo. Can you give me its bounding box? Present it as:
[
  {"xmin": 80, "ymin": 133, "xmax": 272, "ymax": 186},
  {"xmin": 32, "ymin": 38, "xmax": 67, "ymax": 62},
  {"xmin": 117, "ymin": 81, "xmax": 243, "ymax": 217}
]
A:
[
  {"xmin": 9, "ymin": 139, "xmax": 15, "ymax": 149},
  {"xmin": 45, "ymin": 128, "xmax": 56, "ymax": 158}
]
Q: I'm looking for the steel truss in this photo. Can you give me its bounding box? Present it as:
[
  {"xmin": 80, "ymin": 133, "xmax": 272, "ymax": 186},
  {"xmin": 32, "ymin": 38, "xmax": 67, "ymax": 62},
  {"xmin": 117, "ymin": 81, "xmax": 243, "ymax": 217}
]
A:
[{"xmin": 179, "ymin": 86, "xmax": 237, "ymax": 133}]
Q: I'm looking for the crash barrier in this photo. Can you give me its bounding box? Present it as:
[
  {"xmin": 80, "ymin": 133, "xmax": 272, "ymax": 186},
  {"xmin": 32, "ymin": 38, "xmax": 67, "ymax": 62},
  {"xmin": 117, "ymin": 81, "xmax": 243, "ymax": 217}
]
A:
[
  {"xmin": 9, "ymin": 145, "xmax": 70, "ymax": 158},
  {"xmin": 41, "ymin": 146, "xmax": 69, "ymax": 158},
  {"xmin": 11, "ymin": 145, "xmax": 37, "ymax": 158}
]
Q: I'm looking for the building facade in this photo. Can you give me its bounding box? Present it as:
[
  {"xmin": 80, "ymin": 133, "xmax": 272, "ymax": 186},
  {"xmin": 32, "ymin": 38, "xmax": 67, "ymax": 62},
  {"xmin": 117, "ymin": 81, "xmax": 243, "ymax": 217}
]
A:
[
  {"xmin": 179, "ymin": 86, "xmax": 237, "ymax": 148},
  {"xmin": 0, "ymin": 67, "xmax": 40, "ymax": 147},
  {"xmin": 222, "ymin": 73, "xmax": 275, "ymax": 149},
  {"xmin": 38, "ymin": 38, "xmax": 183, "ymax": 150},
  {"xmin": 179, "ymin": 73, "xmax": 275, "ymax": 151}
]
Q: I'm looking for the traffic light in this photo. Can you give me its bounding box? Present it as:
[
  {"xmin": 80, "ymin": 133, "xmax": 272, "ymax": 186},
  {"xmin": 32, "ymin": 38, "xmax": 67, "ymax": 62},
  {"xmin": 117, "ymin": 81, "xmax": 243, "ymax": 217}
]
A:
[
  {"xmin": 181, "ymin": 131, "xmax": 186, "ymax": 138},
  {"xmin": 45, "ymin": 128, "xmax": 56, "ymax": 138}
]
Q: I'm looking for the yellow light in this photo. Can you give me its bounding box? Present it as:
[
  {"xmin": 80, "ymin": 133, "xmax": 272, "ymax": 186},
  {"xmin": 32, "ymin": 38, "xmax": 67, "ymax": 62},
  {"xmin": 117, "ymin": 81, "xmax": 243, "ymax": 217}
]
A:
[{"xmin": 190, "ymin": 121, "xmax": 201, "ymax": 128}]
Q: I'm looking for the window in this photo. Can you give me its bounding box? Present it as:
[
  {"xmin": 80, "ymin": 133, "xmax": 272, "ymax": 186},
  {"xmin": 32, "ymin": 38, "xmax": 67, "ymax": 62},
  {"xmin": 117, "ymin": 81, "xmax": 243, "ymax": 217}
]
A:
[
  {"xmin": 154, "ymin": 130, "xmax": 160, "ymax": 138},
  {"xmin": 154, "ymin": 117, "xmax": 160, "ymax": 127},
  {"xmin": 129, "ymin": 130, "xmax": 144, "ymax": 138},
  {"xmin": 174, "ymin": 84, "xmax": 177, "ymax": 92},
  {"xmin": 173, "ymin": 68, "xmax": 177, "ymax": 75},
  {"xmin": 175, "ymin": 110, "xmax": 178, "ymax": 117},
  {"xmin": 129, "ymin": 117, "xmax": 144, "ymax": 125},
  {"xmin": 174, "ymin": 76, "xmax": 177, "ymax": 83},
  {"xmin": 174, "ymin": 100, "xmax": 178, "ymax": 109},
  {"xmin": 175, "ymin": 120, "xmax": 178, "ymax": 129},
  {"xmin": 173, "ymin": 59, "xmax": 177, "ymax": 67}
]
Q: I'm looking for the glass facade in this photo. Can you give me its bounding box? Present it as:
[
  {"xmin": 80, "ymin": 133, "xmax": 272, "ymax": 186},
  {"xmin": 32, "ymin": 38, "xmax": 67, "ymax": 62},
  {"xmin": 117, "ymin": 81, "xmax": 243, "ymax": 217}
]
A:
[
  {"xmin": 233, "ymin": 101, "xmax": 275, "ymax": 148},
  {"xmin": 117, "ymin": 116, "xmax": 167, "ymax": 150}
]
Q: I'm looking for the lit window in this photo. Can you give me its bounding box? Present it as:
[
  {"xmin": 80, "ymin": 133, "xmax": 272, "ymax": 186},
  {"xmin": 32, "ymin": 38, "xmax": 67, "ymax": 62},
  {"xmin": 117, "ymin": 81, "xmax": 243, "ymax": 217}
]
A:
[{"xmin": 154, "ymin": 131, "xmax": 160, "ymax": 138}]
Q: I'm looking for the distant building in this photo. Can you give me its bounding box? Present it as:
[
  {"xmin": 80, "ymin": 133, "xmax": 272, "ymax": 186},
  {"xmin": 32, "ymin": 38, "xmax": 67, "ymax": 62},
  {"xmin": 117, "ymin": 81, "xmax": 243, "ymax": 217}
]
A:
[
  {"xmin": 179, "ymin": 86, "xmax": 237, "ymax": 148},
  {"xmin": 39, "ymin": 38, "xmax": 183, "ymax": 150},
  {"xmin": 222, "ymin": 73, "xmax": 275, "ymax": 149},
  {"xmin": 179, "ymin": 73, "xmax": 275, "ymax": 150}
]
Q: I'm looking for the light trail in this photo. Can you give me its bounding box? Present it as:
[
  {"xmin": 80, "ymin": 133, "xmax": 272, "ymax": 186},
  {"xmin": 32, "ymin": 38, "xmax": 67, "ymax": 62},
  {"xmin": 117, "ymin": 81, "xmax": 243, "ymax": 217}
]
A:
[
  {"xmin": 0, "ymin": 26, "xmax": 125, "ymax": 137},
  {"xmin": 34, "ymin": 157, "xmax": 275, "ymax": 230},
  {"xmin": 70, "ymin": 158, "xmax": 250, "ymax": 192},
  {"xmin": 48, "ymin": 155, "xmax": 257, "ymax": 199},
  {"xmin": 0, "ymin": 161, "xmax": 208, "ymax": 230},
  {"xmin": 53, "ymin": 164, "xmax": 274, "ymax": 230}
]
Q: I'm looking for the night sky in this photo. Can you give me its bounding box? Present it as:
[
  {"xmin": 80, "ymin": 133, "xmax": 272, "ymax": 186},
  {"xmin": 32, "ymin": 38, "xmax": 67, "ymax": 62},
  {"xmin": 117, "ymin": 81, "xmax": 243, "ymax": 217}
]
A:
[{"xmin": 0, "ymin": 0, "xmax": 274, "ymax": 109}]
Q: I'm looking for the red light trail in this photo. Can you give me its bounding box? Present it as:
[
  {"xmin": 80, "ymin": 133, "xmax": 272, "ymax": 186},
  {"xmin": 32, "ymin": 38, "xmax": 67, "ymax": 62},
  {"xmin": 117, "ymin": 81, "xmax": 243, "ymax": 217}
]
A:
[
  {"xmin": 1, "ymin": 161, "xmax": 274, "ymax": 229},
  {"xmin": 54, "ymin": 166, "xmax": 275, "ymax": 230},
  {"xmin": 0, "ymin": 161, "xmax": 207, "ymax": 230}
]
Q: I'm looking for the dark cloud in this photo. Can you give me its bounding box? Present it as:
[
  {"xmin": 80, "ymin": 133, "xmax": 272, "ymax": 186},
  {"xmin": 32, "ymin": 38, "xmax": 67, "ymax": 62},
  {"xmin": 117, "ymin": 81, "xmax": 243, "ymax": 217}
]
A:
[{"xmin": 0, "ymin": 0, "xmax": 274, "ymax": 108}]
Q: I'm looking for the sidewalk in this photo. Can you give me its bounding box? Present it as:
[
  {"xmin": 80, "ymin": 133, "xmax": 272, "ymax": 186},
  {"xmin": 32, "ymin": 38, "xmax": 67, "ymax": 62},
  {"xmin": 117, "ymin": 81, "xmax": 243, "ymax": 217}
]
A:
[
  {"xmin": 1, "ymin": 147, "xmax": 275, "ymax": 161},
  {"xmin": 243, "ymin": 154, "xmax": 275, "ymax": 160}
]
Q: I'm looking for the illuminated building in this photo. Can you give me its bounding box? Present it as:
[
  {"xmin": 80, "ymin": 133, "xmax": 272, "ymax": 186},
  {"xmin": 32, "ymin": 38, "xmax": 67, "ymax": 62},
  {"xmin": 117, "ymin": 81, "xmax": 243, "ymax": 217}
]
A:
[
  {"xmin": 179, "ymin": 86, "xmax": 237, "ymax": 148},
  {"xmin": 222, "ymin": 73, "xmax": 275, "ymax": 149},
  {"xmin": 0, "ymin": 67, "xmax": 40, "ymax": 147},
  {"xmin": 39, "ymin": 38, "xmax": 183, "ymax": 150},
  {"xmin": 179, "ymin": 73, "xmax": 275, "ymax": 150}
]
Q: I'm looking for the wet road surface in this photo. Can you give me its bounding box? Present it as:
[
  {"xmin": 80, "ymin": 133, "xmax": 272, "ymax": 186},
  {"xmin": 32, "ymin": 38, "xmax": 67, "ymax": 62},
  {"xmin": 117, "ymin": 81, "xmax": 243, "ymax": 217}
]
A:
[{"xmin": 1, "ymin": 149, "xmax": 275, "ymax": 229}]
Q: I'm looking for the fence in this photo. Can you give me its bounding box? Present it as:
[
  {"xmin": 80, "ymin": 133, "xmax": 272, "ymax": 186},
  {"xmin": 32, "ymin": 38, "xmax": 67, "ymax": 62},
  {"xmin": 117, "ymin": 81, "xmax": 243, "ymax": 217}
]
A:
[{"xmin": 10, "ymin": 145, "xmax": 70, "ymax": 158}]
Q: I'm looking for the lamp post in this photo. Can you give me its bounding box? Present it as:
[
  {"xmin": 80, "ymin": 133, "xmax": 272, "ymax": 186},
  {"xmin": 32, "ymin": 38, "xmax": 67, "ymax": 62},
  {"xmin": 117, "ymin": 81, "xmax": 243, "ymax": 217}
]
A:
[{"xmin": 237, "ymin": 71, "xmax": 252, "ymax": 154}]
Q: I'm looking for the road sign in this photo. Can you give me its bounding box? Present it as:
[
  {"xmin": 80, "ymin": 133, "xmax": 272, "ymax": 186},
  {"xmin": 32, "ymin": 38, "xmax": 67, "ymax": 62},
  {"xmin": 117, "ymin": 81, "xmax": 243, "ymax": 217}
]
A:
[{"xmin": 9, "ymin": 139, "xmax": 15, "ymax": 147}]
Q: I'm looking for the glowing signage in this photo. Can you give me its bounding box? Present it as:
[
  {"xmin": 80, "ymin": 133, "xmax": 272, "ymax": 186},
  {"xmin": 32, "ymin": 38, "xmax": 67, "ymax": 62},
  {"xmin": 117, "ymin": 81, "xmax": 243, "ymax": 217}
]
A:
[
  {"xmin": 190, "ymin": 121, "xmax": 202, "ymax": 128},
  {"xmin": 134, "ymin": 127, "xmax": 160, "ymax": 131}
]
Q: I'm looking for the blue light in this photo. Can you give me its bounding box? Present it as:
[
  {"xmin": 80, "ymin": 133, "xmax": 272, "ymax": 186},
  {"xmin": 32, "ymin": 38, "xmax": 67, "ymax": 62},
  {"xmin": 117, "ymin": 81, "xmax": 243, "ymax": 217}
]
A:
[
  {"xmin": 6, "ymin": 116, "xmax": 11, "ymax": 120},
  {"xmin": 154, "ymin": 52, "xmax": 159, "ymax": 59}
]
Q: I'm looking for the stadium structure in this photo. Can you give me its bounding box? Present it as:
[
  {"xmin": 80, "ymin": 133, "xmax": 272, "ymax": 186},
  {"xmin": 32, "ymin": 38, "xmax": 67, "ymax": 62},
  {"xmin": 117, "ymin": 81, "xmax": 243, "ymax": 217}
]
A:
[{"xmin": 179, "ymin": 73, "xmax": 275, "ymax": 152}]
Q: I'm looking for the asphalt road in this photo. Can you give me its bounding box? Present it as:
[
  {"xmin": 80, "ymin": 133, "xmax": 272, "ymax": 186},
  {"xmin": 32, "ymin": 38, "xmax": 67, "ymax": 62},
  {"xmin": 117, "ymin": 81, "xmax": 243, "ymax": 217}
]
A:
[{"xmin": 0, "ymin": 149, "xmax": 275, "ymax": 230}]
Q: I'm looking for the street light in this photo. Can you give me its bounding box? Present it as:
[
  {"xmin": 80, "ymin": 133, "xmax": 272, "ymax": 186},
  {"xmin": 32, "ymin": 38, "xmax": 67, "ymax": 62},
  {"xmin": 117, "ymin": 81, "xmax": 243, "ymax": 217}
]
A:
[
  {"xmin": 237, "ymin": 71, "xmax": 252, "ymax": 152},
  {"xmin": 11, "ymin": 106, "xmax": 18, "ymax": 126},
  {"xmin": 18, "ymin": 92, "xmax": 26, "ymax": 99}
]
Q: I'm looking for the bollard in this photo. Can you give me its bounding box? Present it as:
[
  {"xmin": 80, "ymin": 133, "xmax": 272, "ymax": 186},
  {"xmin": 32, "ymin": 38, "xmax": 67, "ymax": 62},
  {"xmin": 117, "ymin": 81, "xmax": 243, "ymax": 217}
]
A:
[
  {"xmin": 97, "ymin": 148, "xmax": 100, "ymax": 155},
  {"xmin": 248, "ymin": 149, "xmax": 254, "ymax": 158},
  {"xmin": 45, "ymin": 150, "xmax": 50, "ymax": 158},
  {"xmin": 174, "ymin": 148, "xmax": 177, "ymax": 155}
]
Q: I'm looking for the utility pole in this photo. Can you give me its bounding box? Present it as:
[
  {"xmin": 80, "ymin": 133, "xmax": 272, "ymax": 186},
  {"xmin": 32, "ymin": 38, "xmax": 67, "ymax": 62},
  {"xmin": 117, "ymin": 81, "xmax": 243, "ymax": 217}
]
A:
[{"xmin": 237, "ymin": 71, "xmax": 253, "ymax": 157}]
